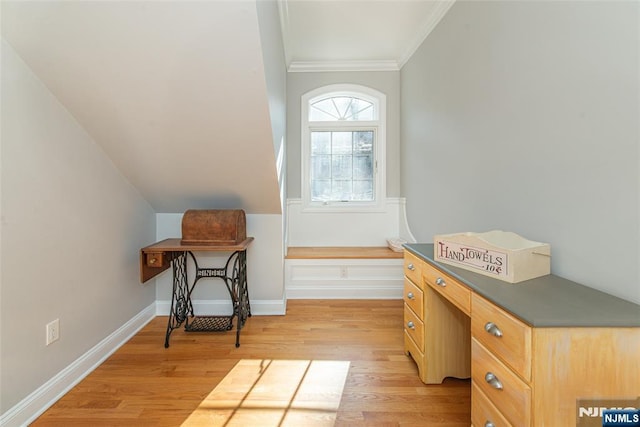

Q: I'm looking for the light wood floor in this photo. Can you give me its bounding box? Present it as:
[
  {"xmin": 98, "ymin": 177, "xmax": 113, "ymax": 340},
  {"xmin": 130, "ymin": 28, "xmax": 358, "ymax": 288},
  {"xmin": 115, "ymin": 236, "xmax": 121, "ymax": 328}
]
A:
[{"xmin": 32, "ymin": 300, "xmax": 471, "ymax": 426}]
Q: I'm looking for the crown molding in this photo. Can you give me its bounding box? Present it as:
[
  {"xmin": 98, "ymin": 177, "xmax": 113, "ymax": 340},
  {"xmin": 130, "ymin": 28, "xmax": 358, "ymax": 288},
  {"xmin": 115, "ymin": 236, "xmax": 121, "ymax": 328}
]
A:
[
  {"xmin": 288, "ymin": 60, "xmax": 399, "ymax": 73},
  {"xmin": 398, "ymin": 0, "xmax": 456, "ymax": 68}
]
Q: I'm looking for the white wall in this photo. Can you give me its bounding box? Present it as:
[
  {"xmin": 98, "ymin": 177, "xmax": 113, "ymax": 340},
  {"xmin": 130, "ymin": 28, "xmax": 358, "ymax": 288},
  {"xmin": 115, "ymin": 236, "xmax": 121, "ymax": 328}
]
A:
[
  {"xmin": 155, "ymin": 213, "xmax": 285, "ymax": 315},
  {"xmin": 401, "ymin": 1, "xmax": 639, "ymax": 303},
  {"xmin": 286, "ymin": 198, "xmax": 413, "ymax": 247},
  {"xmin": 0, "ymin": 40, "xmax": 156, "ymax": 413}
]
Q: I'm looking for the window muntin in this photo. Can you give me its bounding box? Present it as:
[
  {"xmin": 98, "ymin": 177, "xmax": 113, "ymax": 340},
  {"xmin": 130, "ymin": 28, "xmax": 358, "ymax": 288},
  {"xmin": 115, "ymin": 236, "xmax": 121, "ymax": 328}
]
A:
[
  {"xmin": 310, "ymin": 130, "xmax": 374, "ymax": 202},
  {"xmin": 301, "ymin": 85, "xmax": 386, "ymax": 211},
  {"xmin": 309, "ymin": 96, "xmax": 374, "ymax": 121}
]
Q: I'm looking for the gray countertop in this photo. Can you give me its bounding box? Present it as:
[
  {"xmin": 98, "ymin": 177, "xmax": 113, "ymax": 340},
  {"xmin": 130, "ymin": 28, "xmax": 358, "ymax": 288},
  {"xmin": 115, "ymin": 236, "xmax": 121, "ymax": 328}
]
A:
[{"xmin": 404, "ymin": 243, "xmax": 640, "ymax": 327}]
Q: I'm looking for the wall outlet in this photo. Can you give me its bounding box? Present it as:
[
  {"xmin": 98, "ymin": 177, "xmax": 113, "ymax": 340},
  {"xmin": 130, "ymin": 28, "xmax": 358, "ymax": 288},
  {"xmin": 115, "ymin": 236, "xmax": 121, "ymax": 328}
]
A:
[
  {"xmin": 340, "ymin": 266, "xmax": 348, "ymax": 279},
  {"xmin": 46, "ymin": 319, "xmax": 60, "ymax": 345}
]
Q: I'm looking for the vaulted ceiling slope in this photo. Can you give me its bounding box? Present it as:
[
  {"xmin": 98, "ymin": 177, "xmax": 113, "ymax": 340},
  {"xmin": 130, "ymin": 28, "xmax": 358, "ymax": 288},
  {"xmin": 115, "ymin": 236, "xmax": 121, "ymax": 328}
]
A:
[{"xmin": 2, "ymin": 1, "xmax": 282, "ymax": 214}]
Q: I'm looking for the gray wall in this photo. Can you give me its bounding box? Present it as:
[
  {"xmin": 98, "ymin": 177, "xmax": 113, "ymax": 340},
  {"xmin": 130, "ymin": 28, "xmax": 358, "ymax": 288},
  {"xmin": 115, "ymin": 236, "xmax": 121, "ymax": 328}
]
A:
[
  {"xmin": 287, "ymin": 71, "xmax": 401, "ymax": 198},
  {"xmin": 1, "ymin": 40, "xmax": 157, "ymax": 412},
  {"xmin": 401, "ymin": 1, "xmax": 639, "ymax": 303}
]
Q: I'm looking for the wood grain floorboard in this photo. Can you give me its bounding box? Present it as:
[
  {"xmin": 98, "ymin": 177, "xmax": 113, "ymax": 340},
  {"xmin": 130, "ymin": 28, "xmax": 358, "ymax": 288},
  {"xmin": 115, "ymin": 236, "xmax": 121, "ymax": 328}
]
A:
[{"xmin": 31, "ymin": 300, "xmax": 470, "ymax": 426}]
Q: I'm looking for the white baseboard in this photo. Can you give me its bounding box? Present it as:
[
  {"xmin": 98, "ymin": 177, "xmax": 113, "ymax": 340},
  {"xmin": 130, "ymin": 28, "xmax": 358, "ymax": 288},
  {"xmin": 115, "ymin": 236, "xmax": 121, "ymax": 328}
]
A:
[
  {"xmin": 285, "ymin": 258, "xmax": 404, "ymax": 299},
  {"xmin": 286, "ymin": 283, "xmax": 403, "ymax": 299},
  {"xmin": 156, "ymin": 298, "xmax": 287, "ymax": 316},
  {"xmin": 0, "ymin": 303, "xmax": 156, "ymax": 427}
]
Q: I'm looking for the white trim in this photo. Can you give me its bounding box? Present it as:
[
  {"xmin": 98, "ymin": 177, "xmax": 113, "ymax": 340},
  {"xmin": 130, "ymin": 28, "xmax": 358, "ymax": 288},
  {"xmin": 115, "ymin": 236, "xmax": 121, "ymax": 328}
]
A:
[
  {"xmin": 398, "ymin": 198, "xmax": 418, "ymax": 243},
  {"xmin": 398, "ymin": 0, "xmax": 456, "ymax": 68},
  {"xmin": 288, "ymin": 60, "xmax": 399, "ymax": 73},
  {"xmin": 285, "ymin": 258, "xmax": 403, "ymax": 299},
  {"xmin": 286, "ymin": 283, "xmax": 403, "ymax": 299},
  {"xmin": 0, "ymin": 303, "xmax": 156, "ymax": 427},
  {"xmin": 156, "ymin": 298, "xmax": 287, "ymax": 316}
]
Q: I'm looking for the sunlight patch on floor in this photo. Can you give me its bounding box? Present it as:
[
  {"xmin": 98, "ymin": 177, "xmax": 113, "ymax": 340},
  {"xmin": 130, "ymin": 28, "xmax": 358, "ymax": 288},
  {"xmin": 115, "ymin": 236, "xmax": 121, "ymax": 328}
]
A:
[{"xmin": 181, "ymin": 359, "xmax": 351, "ymax": 427}]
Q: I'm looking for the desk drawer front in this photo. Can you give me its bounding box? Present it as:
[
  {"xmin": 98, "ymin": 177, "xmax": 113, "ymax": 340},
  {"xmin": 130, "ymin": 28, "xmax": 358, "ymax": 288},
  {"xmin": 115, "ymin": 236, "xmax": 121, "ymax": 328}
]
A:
[
  {"xmin": 146, "ymin": 252, "xmax": 165, "ymax": 268},
  {"xmin": 423, "ymin": 262, "xmax": 471, "ymax": 314},
  {"xmin": 404, "ymin": 278, "xmax": 424, "ymax": 319},
  {"xmin": 404, "ymin": 251, "xmax": 423, "ymax": 289},
  {"xmin": 404, "ymin": 329, "xmax": 425, "ymax": 381},
  {"xmin": 404, "ymin": 304, "xmax": 424, "ymax": 351},
  {"xmin": 472, "ymin": 293, "xmax": 531, "ymax": 381},
  {"xmin": 472, "ymin": 338, "xmax": 531, "ymax": 427},
  {"xmin": 472, "ymin": 382, "xmax": 513, "ymax": 427}
]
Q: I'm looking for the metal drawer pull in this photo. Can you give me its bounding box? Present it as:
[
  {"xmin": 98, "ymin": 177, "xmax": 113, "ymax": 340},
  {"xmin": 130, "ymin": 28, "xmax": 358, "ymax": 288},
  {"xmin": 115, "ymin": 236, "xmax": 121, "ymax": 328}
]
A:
[
  {"xmin": 484, "ymin": 322, "xmax": 503, "ymax": 337},
  {"xmin": 435, "ymin": 277, "xmax": 446, "ymax": 287},
  {"xmin": 485, "ymin": 372, "xmax": 503, "ymax": 390},
  {"xmin": 407, "ymin": 292, "xmax": 415, "ymax": 300},
  {"xmin": 407, "ymin": 321, "xmax": 415, "ymax": 329},
  {"xmin": 484, "ymin": 422, "xmax": 496, "ymax": 427},
  {"xmin": 407, "ymin": 263, "xmax": 416, "ymax": 271}
]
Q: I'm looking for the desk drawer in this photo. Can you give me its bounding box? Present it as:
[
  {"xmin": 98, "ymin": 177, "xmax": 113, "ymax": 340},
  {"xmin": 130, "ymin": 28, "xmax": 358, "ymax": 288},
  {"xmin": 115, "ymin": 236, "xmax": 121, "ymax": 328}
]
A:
[
  {"xmin": 404, "ymin": 304, "xmax": 424, "ymax": 351},
  {"xmin": 472, "ymin": 338, "xmax": 530, "ymax": 427},
  {"xmin": 404, "ymin": 251, "xmax": 423, "ymax": 289},
  {"xmin": 404, "ymin": 329, "xmax": 425, "ymax": 381},
  {"xmin": 472, "ymin": 293, "xmax": 531, "ymax": 381},
  {"xmin": 146, "ymin": 252, "xmax": 165, "ymax": 268},
  {"xmin": 472, "ymin": 382, "xmax": 513, "ymax": 427},
  {"xmin": 404, "ymin": 278, "xmax": 424, "ymax": 319},
  {"xmin": 423, "ymin": 262, "xmax": 471, "ymax": 314}
]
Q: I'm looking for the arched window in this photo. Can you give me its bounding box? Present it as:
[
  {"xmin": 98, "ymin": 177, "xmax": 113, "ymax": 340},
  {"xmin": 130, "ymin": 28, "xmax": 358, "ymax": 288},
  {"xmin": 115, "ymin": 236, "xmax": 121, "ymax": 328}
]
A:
[{"xmin": 301, "ymin": 84, "xmax": 386, "ymax": 211}]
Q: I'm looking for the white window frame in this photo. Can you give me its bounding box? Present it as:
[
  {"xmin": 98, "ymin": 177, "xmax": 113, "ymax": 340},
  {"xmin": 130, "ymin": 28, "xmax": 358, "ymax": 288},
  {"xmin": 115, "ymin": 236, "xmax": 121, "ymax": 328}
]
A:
[{"xmin": 301, "ymin": 84, "xmax": 386, "ymax": 212}]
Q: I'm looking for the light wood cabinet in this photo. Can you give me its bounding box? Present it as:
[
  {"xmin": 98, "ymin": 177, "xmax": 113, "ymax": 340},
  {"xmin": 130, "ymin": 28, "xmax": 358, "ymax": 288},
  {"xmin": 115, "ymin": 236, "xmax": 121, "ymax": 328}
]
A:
[
  {"xmin": 423, "ymin": 261, "xmax": 471, "ymax": 315},
  {"xmin": 403, "ymin": 252, "xmax": 470, "ymax": 385},
  {"xmin": 403, "ymin": 278, "xmax": 423, "ymax": 318},
  {"xmin": 403, "ymin": 246, "xmax": 640, "ymax": 426},
  {"xmin": 471, "ymin": 293, "xmax": 531, "ymax": 382},
  {"xmin": 402, "ymin": 252, "xmax": 427, "ymax": 380}
]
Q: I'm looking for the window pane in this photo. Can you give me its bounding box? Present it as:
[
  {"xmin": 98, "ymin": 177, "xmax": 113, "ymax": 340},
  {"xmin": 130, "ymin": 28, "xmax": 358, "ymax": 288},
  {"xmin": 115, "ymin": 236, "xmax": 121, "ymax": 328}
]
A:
[
  {"xmin": 332, "ymin": 132, "xmax": 352, "ymax": 154},
  {"xmin": 353, "ymin": 154, "xmax": 372, "ymax": 179},
  {"xmin": 309, "ymin": 95, "xmax": 375, "ymax": 121},
  {"xmin": 312, "ymin": 180, "xmax": 331, "ymax": 201},
  {"xmin": 332, "ymin": 97, "xmax": 353, "ymax": 119},
  {"xmin": 309, "ymin": 129, "xmax": 376, "ymax": 203},
  {"xmin": 332, "ymin": 155, "xmax": 352, "ymax": 179},
  {"xmin": 352, "ymin": 180, "xmax": 373, "ymax": 201},
  {"xmin": 311, "ymin": 155, "xmax": 331, "ymax": 180},
  {"xmin": 310, "ymin": 106, "xmax": 337, "ymax": 121},
  {"xmin": 311, "ymin": 132, "xmax": 331, "ymax": 154},
  {"xmin": 331, "ymin": 180, "xmax": 352, "ymax": 201},
  {"xmin": 354, "ymin": 131, "xmax": 373, "ymax": 154},
  {"xmin": 346, "ymin": 100, "xmax": 374, "ymax": 121}
]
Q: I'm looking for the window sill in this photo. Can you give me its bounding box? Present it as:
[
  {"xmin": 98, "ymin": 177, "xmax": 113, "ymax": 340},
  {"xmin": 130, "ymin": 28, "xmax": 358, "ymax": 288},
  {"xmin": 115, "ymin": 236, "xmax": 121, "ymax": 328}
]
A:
[{"xmin": 300, "ymin": 201, "xmax": 386, "ymax": 213}]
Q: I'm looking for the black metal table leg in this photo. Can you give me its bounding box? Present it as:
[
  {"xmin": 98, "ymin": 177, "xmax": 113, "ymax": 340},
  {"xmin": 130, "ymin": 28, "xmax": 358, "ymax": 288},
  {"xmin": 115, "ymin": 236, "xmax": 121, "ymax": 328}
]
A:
[
  {"xmin": 180, "ymin": 250, "xmax": 251, "ymax": 347},
  {"xmin": 164, "ymin": 252, "xmax": 193, "ymax": 348}
]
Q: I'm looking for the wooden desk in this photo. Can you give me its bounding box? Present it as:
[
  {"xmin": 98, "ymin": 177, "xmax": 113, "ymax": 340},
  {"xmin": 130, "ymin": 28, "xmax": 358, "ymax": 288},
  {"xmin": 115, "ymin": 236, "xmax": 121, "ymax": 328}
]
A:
[
  {"xmin": 403, "ymin": 244, "xmax": 640, "ymax": 426},
  {"xmin": 141, "ymin": 237, "xmax": 254, "ymax": 348}
]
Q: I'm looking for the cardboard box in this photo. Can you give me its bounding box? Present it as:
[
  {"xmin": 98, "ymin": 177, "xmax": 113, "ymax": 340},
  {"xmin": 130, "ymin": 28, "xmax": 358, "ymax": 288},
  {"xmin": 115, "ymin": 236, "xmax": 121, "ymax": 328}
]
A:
[{"xmin": 433, "ymin": 231, "xmax": 550, "ymax": 283}]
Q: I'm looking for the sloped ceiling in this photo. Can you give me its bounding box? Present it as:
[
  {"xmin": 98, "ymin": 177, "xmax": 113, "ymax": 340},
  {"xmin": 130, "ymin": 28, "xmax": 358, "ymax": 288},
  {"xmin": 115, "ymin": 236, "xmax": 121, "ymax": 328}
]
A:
[
  {"xmin": 2, "ymin": 0, "xmax": 455, "ymax": 214},
  {"xmin": 2, "ymin": 1, "xmax": 282, "ymax": 214}
]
